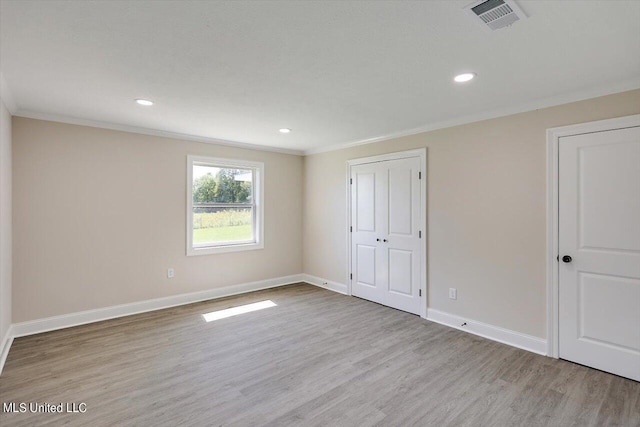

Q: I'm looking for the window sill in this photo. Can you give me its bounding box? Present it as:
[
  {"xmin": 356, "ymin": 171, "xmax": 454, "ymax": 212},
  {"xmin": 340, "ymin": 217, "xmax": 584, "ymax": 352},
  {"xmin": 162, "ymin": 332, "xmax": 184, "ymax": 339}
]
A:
[{"xmin": 187, "ymin": 242, "xmax": 264, "ymax": 256}]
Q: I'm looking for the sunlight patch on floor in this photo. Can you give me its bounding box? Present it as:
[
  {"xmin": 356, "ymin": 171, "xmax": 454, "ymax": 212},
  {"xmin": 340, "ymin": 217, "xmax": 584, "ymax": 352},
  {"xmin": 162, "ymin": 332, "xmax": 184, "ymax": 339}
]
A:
[{"xmin": 202, "ymin": 300, "xmax": 277, "ymax": 322}]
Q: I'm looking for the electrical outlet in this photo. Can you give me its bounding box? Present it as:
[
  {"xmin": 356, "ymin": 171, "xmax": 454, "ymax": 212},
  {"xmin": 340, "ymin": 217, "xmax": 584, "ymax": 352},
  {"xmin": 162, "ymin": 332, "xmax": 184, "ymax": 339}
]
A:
[
  {"xmin": 449, "ymin": 288, "xmax": 457, "ymax": 300},
  {"xmin": 167, "ymin": 268, "xmax": 175, "ymax": 279}
]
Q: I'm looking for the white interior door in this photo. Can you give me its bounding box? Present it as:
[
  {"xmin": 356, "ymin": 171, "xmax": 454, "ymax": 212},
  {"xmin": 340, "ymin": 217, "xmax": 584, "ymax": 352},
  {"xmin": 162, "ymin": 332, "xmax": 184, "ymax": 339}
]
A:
[
  {"xmin": 351, "ymin": 156, "xmax": 423, "ymax": 315},
  {"xmin": 351, "ymin": 161, "xmax": 387, "ymax": 306},
  {"xmin": 559, "ymin": 126, "xmax": 640, "ymax": 381},
  {"xmin": 384, "ymin": 157, "xmax": 422, "ymax": 314}
]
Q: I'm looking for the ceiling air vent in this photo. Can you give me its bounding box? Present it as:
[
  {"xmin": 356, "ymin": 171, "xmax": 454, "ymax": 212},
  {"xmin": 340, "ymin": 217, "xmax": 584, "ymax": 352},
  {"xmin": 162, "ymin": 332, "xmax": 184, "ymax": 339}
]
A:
[{"xmin": 465, "ymin": 0, "xmax": 527, "ymax": 31}]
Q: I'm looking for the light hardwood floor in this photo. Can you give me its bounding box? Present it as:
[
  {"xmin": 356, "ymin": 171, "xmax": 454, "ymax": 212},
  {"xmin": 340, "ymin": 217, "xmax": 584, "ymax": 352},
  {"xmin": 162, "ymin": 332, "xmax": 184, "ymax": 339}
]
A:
[{"xmin": 1, "ymin": 283, "xmax": 638, "ymax": 426}]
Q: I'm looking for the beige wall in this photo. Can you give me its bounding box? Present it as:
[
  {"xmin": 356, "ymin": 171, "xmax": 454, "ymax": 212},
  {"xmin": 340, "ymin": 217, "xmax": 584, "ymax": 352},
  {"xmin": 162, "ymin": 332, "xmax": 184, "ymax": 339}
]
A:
[
  {"xmin": 12, "ymin": 118, "xmax": 303, "ymax": 322},
  {"xmin": 0, "ymin": 99, "xmax": 11, "ymax": 341},
  {"xmin": 10, "ymin": 89, "xmax": 640, "ymax": 334},
  {"xmin": 303, "ymin": 89, "xmax": 640, "ymax": 339}
]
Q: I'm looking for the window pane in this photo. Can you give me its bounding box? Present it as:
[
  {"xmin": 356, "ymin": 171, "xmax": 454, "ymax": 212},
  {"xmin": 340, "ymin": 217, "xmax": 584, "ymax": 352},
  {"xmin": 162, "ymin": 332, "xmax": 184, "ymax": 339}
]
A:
[
  {"xmin": 192, "ymin": 207, "xmax": 253, "ymax": 245},
  {"xmin": 192, "ymin": 165, "xmax": 253, "ymax": 204}
]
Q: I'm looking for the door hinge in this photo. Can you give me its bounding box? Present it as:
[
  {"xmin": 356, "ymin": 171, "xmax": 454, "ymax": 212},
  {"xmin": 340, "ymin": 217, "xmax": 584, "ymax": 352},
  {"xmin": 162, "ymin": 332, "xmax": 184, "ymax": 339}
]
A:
[
  {"xmin": 419, "ymin": 171, "xmax": 422, "ymax": 180},
  {"xmin": 419, "ymin": 289, "xmax": 422, "ymax": 297},
  {"xmin": 350, "ymin": 178, "xmax": 353, "ymax": 184},
  {"xmin": 350, "ymin": 273, "xmax": 353, "ymax": 280},
  {"xmin": 419, "ymin": 230, "xmax": 422, "ymax": 238},
  {"xmin": 350, "ymin": 226, "xmax": 353, "ymax": 232}
]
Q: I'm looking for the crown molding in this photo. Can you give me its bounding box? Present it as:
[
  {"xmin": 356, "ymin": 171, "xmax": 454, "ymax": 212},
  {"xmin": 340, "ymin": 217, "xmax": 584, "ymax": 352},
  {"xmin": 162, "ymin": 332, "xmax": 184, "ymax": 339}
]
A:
[
  {"xmin": 9, "ymin": 78, "xmax": 640, "ymax": 157},
  {"xmin": 0, "ymin": 73, "xmax": 17, "ymax": 114},
  {"xmin": 303, "ymin": 78, "xmax": 640, "ymax": 156},
  {"xmin": 13, "ymin": 110, "xmax": 305, "ymax": 156}
]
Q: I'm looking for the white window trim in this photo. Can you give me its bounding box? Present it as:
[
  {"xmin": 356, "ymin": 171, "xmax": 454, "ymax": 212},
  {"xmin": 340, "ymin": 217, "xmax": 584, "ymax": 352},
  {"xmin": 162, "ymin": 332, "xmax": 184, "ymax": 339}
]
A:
[{"xmin": 186, "ymin": 155, "xmax": 264, "ymax": 256}]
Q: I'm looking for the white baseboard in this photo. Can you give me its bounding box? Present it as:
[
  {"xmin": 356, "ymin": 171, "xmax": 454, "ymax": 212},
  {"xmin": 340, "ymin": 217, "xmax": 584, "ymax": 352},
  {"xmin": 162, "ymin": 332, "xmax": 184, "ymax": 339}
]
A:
[
  {"xmin": 301, "ymin": 274, "xmax": 348, "ymax": 295},
  {"xmin": 0, "ymin": 325, "xmax": 14, "ymax": 375},
  {"xmin": 427, "ymin": 308, "xmax": 547, "ymax": 356},
  {"xmin": 1, "ymin": 275, "xmax": 547, "ymax": 375},
  {"xmin": 10, "ymin": 274, "xmax": 305, "ymax": 339},
  {"xmin": 300, "ymin": 277, "xmax": 547, "ymax": 357}
]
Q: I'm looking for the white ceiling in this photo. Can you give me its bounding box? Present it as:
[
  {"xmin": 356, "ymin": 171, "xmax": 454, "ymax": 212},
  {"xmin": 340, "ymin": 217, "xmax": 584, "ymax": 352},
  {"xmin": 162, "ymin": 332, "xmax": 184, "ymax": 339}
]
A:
[{"xmin": 1, "ymin": 1, "xmax": 639, "ymax": 154}]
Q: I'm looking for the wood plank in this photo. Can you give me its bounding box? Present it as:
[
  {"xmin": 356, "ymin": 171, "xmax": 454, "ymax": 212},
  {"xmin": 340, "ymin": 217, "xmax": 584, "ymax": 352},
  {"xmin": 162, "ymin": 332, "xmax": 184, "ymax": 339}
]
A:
[{"xmin": 0, "ymin": 284, "xmax": 638, "ymax": 426}]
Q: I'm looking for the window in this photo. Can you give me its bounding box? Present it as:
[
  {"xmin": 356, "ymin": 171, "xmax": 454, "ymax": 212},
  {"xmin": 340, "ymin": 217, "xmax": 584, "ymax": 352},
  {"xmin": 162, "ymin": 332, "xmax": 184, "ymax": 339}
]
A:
[{"xmin": 187, "ymin": 156, "xmax": 264, "ymax": 255}]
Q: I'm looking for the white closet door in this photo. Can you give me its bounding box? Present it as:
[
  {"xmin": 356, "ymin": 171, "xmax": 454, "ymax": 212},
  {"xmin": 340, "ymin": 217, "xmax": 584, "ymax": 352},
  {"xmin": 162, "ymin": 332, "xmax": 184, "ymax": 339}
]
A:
[
  {"xmin": 351, "ymin": 157, "xmax": 422, "ymax": 315},
  {"xmin": 559, "ymin": 126, "xmax": 640, "ymax": 381},
  {"xmin": 351, "ymin": 161, "xmax": 387, "ymax": 305},
  {"xmin": 384, "ymin": 157, "xmax": 422, "ymax": 315}
]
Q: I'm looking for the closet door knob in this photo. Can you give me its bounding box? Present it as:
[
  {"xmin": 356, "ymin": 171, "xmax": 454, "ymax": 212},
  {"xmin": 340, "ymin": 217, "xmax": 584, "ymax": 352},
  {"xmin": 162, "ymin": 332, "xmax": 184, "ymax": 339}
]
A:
[
  {"xmin": 383, "ymin": 239, "xmax": 388, "ymax": 243},
  {"xmin": 562, "ymin": 255, "xmax": 572, "ymax": 263}
]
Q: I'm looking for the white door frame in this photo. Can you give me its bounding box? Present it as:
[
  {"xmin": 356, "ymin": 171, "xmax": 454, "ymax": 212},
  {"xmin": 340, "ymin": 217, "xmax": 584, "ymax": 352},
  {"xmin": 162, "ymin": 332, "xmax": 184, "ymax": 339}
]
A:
[
  {"xmin": 346, "ymin": 148, "xmax": 428, "ymax": 319},
  {"xmin": 545, "ymin": 114, "xmax": 640, "ymax": 358}
]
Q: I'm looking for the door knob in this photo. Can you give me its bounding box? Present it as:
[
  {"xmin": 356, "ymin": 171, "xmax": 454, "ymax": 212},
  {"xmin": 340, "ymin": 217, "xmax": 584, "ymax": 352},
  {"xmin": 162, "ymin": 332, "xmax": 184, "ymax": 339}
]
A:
[
  {"xmin": 376, "ymin": 238, "xmax": 380, "ymax": 242},
  {"xmin": 383, "ymin": 239, "xmax": 388, "ymax": 243},
  {"xmin": 562, "ymin": 255, "xmax": 572, "ymax": 263}
]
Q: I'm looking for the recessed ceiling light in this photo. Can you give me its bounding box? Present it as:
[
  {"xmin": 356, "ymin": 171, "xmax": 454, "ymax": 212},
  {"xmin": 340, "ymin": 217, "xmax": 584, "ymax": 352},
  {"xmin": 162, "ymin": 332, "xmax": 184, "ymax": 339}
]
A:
[
  {"xmin": 135, "ymin": 99, "xmax": 154, "ymax": 106},
  {"xmin": 454, "ymin": 73, "xmax": 476, "ymax": 83},
  {"xmin": 279, "ymin": 128, "xmax": 291, "ymax": 133}
]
